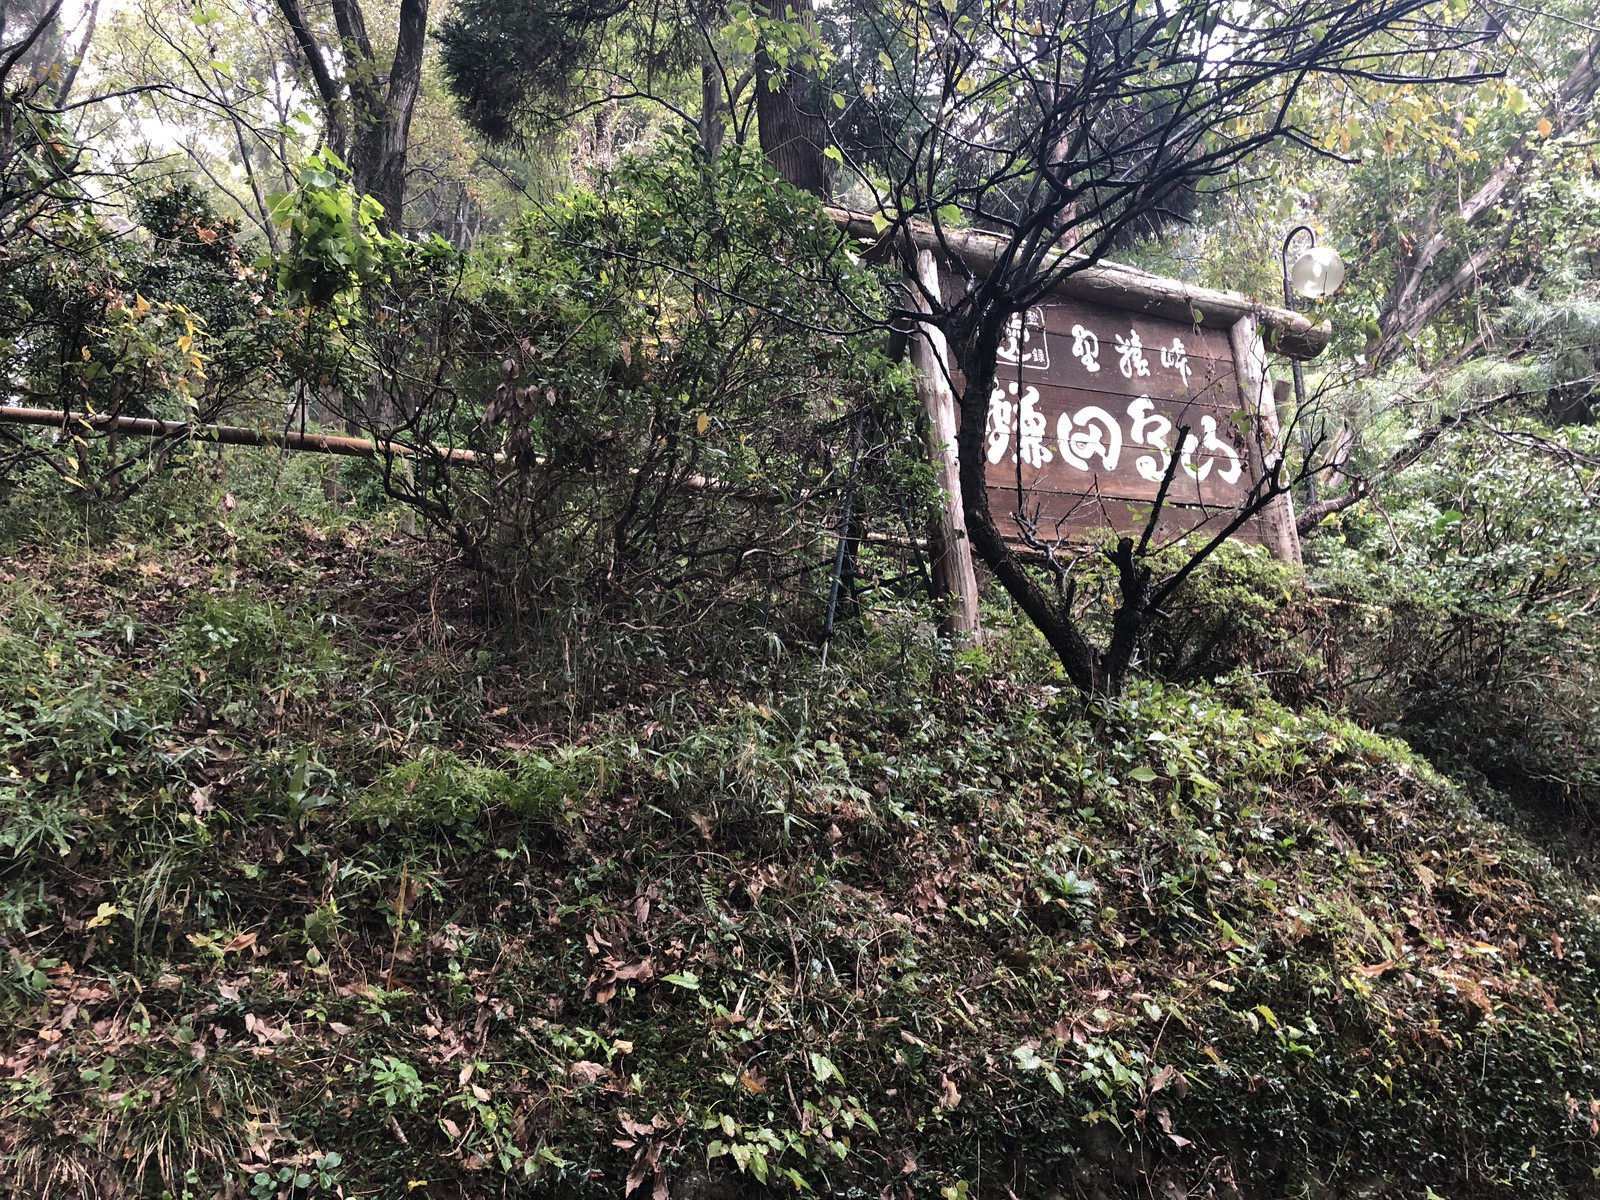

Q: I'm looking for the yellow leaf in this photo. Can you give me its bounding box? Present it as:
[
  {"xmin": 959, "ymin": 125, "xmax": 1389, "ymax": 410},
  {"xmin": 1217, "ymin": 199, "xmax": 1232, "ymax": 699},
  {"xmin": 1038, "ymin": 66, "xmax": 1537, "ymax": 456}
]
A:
[
  {"xmin": 133, "ymin": 294, "xmax": 151, "ymax": 315},
  {"xmin": 696, "ymin": 412, "xmax": 710, "ymax": 435},
  {"xmin": 1537, "ymin": 116, "xmax": 1553, "ymax": 137}
]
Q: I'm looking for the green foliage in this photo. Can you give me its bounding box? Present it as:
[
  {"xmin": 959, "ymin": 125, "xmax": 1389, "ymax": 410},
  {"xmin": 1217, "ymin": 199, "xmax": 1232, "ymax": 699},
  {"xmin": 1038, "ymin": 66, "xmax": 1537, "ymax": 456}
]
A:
[
  {"xmin": 3, "ymin": 483, "xmax": 1600, "ymax": 1198},
  {"xmin": 297, "ymin": 133, "xmax": 921, "ymax": 644},
  {"xmin": 353, "ymin": 746, "xmax": 593, "ymax": 830},
  {"xmin": 1313, "ymin": 418, "xmax": 1600, "ymax": 814},
  {"xmin": 0, "ymin": 182, "xmax": 287, "ymax": 503},
  {"xmin": 268, "ymin": 150, "xmax": 392, "ymax": 307}
]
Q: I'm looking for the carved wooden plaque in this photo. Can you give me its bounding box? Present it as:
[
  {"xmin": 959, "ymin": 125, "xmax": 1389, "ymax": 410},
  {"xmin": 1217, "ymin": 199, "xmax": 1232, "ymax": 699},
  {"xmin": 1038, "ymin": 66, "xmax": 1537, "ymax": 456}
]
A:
[{"xmin": 982, "ymin": 299, "xmax": 1270, "ymax": 545}]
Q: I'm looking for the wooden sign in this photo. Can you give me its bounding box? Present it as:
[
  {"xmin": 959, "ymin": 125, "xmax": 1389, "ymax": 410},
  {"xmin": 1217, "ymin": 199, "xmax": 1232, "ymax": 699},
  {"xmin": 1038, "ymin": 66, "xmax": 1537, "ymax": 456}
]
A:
[
  {"xmin": 980, "ymin": 299, "xmax": 1279, "ymax": 547},
  {"xmin": 836, "ymin": 208, "xmax": 1321, "ymax": 636}
]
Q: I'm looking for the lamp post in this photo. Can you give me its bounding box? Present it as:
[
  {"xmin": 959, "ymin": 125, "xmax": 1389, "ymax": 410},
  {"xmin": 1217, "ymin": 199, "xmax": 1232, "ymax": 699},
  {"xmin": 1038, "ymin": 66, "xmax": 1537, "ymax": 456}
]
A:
[{"xmin": 1280, "ymin": 225, "xmax": 1346, "ymax": 506}]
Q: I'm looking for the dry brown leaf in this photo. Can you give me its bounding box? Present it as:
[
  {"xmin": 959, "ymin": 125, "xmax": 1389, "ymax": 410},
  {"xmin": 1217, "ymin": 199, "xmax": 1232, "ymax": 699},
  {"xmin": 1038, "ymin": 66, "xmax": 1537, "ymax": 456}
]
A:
[
  {"xmin": 568, "ymin": 1061, "xmax": 610, "ymax": 1087},
  {"xmin": 612, "ymin": 958, "xmax": 654, "ymax": 983},
  {"xmin": 939, "ymin": 1074, "xmax": 961, "ymax": 1110}
]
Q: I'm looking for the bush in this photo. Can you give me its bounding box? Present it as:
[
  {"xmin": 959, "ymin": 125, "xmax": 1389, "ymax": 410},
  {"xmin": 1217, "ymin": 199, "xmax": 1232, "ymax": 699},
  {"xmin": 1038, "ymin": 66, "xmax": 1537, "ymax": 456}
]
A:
[
  {"xmin": 1312, "ymin": 418, "xmax": 1600, "ymax": 818},
  {"xmin": 288, "ymin": 134, "xmax": 925, "ymax": 643},
  {"xmin": 0, "ymin": 183, "xmax": 289, "ymax": 502}
]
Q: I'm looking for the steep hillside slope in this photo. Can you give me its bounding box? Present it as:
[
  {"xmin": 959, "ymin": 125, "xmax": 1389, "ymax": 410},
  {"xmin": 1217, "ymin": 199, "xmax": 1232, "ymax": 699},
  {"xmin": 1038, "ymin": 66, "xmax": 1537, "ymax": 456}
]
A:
[{"xmin": 3, "ymin": 493, "xmax": 1599, "ymax": 1199}]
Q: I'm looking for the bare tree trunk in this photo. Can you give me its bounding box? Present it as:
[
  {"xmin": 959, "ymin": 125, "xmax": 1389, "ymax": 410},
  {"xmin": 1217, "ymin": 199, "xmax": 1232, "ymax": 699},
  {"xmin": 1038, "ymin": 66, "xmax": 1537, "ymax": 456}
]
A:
[
  {"xmin": 346, "ymin": 0, "xmax": 427, "ymax": 230},
  {"xmin": 699, "ymin": 54, "xmax": 725, "ymax": 159},
  {"xmin": 950, "ymin": 313, "xmax": 1105, "ymax": 694}
]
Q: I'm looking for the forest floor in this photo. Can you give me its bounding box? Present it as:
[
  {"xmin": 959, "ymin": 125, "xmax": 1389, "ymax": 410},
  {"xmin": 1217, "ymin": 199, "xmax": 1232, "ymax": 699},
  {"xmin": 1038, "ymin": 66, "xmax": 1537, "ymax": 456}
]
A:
[{"xmin": 3, "ymin": 464, "xmax": 1600, "ymax": 1199}]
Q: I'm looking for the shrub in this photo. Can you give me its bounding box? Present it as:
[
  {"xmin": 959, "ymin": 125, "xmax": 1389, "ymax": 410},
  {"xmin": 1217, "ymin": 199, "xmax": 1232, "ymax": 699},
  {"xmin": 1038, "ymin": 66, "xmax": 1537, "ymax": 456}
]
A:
[{"xmin": 289, "ymin": 134, "xmax": 925, "ymax": 644}]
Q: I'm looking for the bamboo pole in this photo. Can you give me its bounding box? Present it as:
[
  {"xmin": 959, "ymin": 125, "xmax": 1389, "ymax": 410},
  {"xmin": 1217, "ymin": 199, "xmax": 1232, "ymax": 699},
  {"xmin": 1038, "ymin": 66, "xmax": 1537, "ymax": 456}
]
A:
[{"xmin": 0, "ymin": 406, "xmax": 485, "ymax": 462}]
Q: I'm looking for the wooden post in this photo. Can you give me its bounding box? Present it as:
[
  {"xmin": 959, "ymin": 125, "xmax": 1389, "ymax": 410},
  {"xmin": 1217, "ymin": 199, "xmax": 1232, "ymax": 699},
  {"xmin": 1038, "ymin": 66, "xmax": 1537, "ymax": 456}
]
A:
[
  {"xmin": 1229, "ymin": 315, "xmax": 1303, "ymax": 563},
  {"xmin": 908, "ymin": 248, "xmax": 983, "ymax": 636}
]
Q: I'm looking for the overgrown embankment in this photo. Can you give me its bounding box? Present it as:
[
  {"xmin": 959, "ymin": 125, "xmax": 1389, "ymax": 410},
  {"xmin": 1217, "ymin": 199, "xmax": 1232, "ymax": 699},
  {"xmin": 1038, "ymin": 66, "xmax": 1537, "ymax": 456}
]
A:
[{"xmin": 3, "ymin": 498, "xmax": 1599, "ymax": 1199}]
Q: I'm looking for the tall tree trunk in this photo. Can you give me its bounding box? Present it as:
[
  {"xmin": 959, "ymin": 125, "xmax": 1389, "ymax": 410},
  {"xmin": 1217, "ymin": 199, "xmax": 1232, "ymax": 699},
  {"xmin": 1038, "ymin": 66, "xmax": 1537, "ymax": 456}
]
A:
[
  {"xmin": 348, "ymin": 0, "xmax": 426, "ymax": 230},
  {"xmin": 275, "ymin": 0, "xmax": 428, "ymax": 233},
  {"xmin": 753, "ymin": 0, "xmax": 832, "ymax": 198}
]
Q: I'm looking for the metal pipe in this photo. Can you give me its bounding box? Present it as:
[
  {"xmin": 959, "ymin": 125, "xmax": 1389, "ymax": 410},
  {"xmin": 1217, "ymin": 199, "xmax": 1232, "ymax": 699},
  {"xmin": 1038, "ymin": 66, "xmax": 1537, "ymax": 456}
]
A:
[{"xmin": 1280, "ymin": 226, "xmax": 1318, "ymax": 506}]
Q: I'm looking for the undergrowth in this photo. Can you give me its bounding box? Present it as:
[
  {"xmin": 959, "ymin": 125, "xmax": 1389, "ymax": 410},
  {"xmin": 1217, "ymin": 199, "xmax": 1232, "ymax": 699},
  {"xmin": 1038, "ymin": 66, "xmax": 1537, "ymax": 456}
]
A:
[{"xmin": 2, "ymin": 461, "xmax": 1600, "ymax": 1199}]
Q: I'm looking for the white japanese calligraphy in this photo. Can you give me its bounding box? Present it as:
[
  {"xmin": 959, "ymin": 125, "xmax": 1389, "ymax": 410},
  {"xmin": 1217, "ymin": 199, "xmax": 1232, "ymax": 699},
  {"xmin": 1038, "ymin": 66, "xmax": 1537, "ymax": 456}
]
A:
[
  {"xmin": 984, "ymin": 361, "xmax": 1247, "ymax": 489},
  {"xmin": 1017, "ymin": 385, "xmax": 1052, "ymax": 468},
  {"xmin": 1115, "ymin": 329, "xmax": 1150, "ymax": 379},
  {"xmin": 1197, "ymin": 414, "xmax": 1242, "ymax": 483},
  {"xmin": 985, "ymin": 380, "xmax": 1052, "ymax": 468},
  {"xmin": 1159, "ymin": 337, "xmax": 1191, "ymax": 385},
  {"xmin": 1070, "ymin": 324, "xmax": 1101, "ymax": 373},
  {"xmin": 998, "ymin": 307, "xmax": 1050, "ymax": 369},
  {"xmin": 986, "ymin": 390, "xmax": 1015, "ymax": 465},
  {"xmin": 1126, "ymin": 396, "xmax": 1173, "ymax": 481},
  {"xmin": 1057, "ymin": 406, "xmax": 1123, "ymax": 472}
]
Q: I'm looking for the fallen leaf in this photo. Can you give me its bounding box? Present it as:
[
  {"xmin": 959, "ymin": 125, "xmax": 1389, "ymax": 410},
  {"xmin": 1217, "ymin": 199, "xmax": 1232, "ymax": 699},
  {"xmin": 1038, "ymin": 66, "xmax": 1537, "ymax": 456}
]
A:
[
  {"xmin": 568, "ymin": 1061, "xmax": 610, "ymax": 1087},
  {"xmin": 221, "ymin": 931, "xmax": 258, "ymax": 954},
  {"xmin": 739, "ymin": 1066, "xmax": 767, "ymax": 1094},
  {"xmin": 939, "ymin": 1074, "xmax": 961, "ymax": 1110}
]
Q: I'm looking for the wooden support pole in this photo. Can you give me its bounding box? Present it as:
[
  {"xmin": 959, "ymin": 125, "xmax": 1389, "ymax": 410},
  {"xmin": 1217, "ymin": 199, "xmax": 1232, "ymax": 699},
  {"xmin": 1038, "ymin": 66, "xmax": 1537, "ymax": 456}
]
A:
[
  {"xmin": 908, "ymin": 249, "xmax": 982, "ymax": 637},
  {"xmin": 1228, "ymin": 316, "xmax": 1303, "ymax": 563}
]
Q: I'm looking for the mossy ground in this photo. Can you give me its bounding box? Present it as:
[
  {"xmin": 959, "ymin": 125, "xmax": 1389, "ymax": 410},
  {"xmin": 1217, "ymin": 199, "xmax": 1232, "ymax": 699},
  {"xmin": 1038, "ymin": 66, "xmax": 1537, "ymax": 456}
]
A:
[{"xmin": 3, "ymin": 460, "xmax": 1600, "ymax": 1199}]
